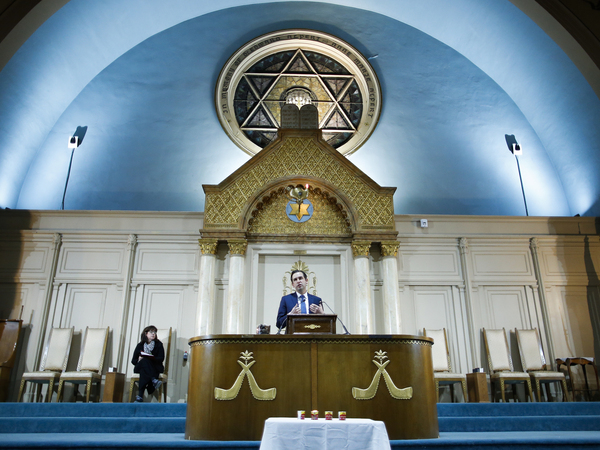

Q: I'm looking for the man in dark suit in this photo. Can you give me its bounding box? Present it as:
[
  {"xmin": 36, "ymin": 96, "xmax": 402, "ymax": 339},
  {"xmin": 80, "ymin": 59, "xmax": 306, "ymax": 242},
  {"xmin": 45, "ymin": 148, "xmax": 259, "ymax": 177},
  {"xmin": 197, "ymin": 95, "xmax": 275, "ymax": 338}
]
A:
[{"xmin": 276, "ymin": 269, "xmax": 324, "ymax": 330}]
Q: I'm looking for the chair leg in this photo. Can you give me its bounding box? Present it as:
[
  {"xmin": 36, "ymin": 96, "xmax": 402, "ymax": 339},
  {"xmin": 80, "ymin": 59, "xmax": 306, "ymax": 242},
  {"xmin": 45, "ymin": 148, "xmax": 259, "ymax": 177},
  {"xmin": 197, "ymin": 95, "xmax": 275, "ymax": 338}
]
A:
[
  {"xmin": 18, "ymin": 379, "xmax": 26, "ymax": 402},
  {"xmin": 129, "ymin": 379, "xmax": 137, "ymax": 402},
  {"xmin": 85, "ymin": 380, "xmax": 92, "ymax": 402},
  {"xmin": 526, "ymin": 379, "xmax": 534, "ymax": 402},
  {"xmin": 163, "ymin": 382, "xmax": 167, "ymax": 403},
  {"xmin": 435, "ymin": 380, "xmax": 440, "ymax": 402},
  {"xmin": 46, "ymin": 380, "xmax": 54, "ymax": 402},
  {"xmin": 57, "ymin": 380, "xmax": 64, "ymax": 402},
  {"xmin": 561, "ymin": 379, "xmax": 570, "ymax": 402},
  {"xmin": 36, "ymin": 384, "xmax": 42, "ymax": 402},
  {"xmin": 535, "ymin": 379, "xmax": 542, "ymax": 402},
  {"xmin": 500, "ymin": 380, "xmax": 506, "ymax": 402},
  {"xmin": 461, "ymin": 379, "xmax": 468, "ymax": 402}
]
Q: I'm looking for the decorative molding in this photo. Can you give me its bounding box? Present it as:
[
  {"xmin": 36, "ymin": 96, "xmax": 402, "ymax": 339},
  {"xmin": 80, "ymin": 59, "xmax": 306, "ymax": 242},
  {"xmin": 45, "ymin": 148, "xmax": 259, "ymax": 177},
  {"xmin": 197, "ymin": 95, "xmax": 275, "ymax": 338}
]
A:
[
  {"xmin": 352, "ymin": 241, "xmax": 371, "ymax": 257},
  {"xmin": 199, "ymin": 239, "xmax": 218, "ymax": 255},
  {"xmin": 227, "ymin": 240, "xmax": 248, "ymax": 256}
]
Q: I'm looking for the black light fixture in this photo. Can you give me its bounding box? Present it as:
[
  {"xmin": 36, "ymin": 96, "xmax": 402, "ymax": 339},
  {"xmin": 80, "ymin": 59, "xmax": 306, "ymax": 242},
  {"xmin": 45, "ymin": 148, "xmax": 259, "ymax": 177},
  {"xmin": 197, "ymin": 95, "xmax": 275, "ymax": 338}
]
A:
[
  {"xmin": 505, "ymin": 134, "xmax": 528, "ymax": 216},
  {"xmin": 61, "ymin": 126, "xmax": 87, "ymax": 210}
]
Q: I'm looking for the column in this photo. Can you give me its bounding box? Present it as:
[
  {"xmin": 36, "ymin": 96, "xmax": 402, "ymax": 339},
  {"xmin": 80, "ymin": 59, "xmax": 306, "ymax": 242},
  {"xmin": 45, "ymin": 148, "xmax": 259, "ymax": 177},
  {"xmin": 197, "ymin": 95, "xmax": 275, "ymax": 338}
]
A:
[
  {"xmin": 381, "ymin": 241, "xmax": 402, "ymax": 334},
  {"xmin": 196, "ymin": 239, "xmax": 218, "ymax": 336},
  {"xmin": 530, "ymin": 237, "xmax": 556, "ymax": 366},
  {"xmin": 225, "ymin": 239, "xmax": 247, "ymax": 334},
  {"xmin": 458, "ymin": 237, "xmax": 478, "ymax": 365},
  {"xmin": 352, "ymin": 241, "xmax": 374, "ymax": 334},
  {"xmin": 116, "ymin": 234, "xmax": 137, "ymax": 370}
]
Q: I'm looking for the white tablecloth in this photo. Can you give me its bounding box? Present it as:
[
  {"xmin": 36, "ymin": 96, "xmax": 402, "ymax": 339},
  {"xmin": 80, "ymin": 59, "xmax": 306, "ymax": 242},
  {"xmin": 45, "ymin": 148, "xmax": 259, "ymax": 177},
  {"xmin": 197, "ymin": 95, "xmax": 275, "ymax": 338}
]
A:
[{"xmin": 259, "ymin": 417, "xmax": 391, "ymax": 450}]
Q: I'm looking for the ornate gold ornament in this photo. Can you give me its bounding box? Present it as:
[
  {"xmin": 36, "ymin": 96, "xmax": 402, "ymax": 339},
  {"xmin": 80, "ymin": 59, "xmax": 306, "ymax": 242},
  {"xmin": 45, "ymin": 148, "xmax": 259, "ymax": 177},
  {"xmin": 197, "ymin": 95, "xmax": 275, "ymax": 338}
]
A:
[
  {"xmin": 304, "ymin": 324, "xmax": 321, "ymax": 330},
  {"xmin": 227, "ymin": 240, "xmax": 248, "ymax": 255},
  {"xmin": 287, "ymin": 185, "xmax": 312, "ymax": 222},
  {"xmin": 214, "ymin": 351, "xmax": 276, "ymax": 401},
  {"xmin": 380, "ymin": 241, "xmax": 400, "ymax": 257},
  {"xmin": 198, "ymin": 239, "xmax": 218, "ymax": 255},
  {"xmin": 352, "ymin": 350, "xmax": 413, "ymax": 400},
  {"xmin": 351, "ymin": 241, "xmax": 371, "ymax": 257},
  {"xmin": 283, "ymin": 261, "xmax": 317, "ymax": 296}
]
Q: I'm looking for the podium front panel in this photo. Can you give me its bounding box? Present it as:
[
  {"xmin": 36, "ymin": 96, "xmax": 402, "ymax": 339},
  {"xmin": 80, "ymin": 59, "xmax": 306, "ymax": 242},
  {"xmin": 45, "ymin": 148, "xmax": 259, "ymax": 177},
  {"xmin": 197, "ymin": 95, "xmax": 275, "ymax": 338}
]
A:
[{"xmin": 186, "ymin": 334, "xmax": 438, "ymax": 441}]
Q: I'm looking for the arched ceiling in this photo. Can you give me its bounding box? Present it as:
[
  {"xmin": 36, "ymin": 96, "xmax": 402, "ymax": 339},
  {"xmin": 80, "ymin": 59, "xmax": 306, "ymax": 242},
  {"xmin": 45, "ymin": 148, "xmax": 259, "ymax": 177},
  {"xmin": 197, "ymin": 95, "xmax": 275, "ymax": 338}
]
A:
[{"xmin": 0, "ymin": 0, "xmax": 599, "ymax": 216}]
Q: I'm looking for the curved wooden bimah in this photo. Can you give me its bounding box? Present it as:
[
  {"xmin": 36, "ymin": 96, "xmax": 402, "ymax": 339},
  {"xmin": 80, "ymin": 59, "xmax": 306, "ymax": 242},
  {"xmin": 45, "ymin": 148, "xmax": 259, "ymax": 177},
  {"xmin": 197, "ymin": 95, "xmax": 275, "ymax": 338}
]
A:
[{"xmin": 185, "ymin": 334, "xmax": 438, "ymax": 441}]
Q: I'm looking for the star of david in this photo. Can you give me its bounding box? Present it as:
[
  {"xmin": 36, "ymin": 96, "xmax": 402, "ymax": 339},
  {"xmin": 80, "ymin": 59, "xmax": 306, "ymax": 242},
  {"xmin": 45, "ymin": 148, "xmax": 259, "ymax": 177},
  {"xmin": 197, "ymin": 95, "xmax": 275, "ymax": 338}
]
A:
[
  {"xmin": 233, "ymin": 49, "xmax": 363, "ymax": 149},
  {"xmin": 289, "ymin": 201, "xmax": 310, "ymax": 220}
]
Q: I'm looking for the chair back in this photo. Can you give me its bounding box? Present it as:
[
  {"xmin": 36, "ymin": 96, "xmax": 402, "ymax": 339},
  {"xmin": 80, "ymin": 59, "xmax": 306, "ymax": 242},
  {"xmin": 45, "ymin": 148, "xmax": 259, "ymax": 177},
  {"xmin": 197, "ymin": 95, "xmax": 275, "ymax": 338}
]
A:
[
  {"xmin": 424, "ymin": 328, "xmax": 451, "ymax": 372},
  {"xmin": 77, "ymin": 327, "xmax": 109, "ymax": 373},
  {"xmin": 483, "ymin": 328, "xmax": 514, "ymax": 372},
  {"xmin": 157, "ymin": 328, "xmax": 172, "ymax": 376},
  {"xmin": 40, "ymin": 327, "xmax": 74, "ymax": 372},
  {"xmin": 515, "ymin": 328, "xmax": 546, "ymax": 372}
]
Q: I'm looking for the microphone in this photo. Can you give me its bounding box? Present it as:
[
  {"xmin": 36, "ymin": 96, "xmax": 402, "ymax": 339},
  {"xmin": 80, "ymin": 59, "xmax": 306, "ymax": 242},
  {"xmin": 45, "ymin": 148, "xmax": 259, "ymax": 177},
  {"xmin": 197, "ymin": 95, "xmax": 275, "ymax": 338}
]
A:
[{"xmin": 320, "ymin": 300, "xmax": 350, "ymax": 335}]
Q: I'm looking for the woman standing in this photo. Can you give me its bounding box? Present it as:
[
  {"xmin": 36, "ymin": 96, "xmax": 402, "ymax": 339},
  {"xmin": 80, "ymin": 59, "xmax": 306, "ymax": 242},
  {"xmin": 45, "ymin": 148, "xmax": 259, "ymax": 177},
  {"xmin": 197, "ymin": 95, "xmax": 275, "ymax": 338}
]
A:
[{"xmin": 131, "ymin": 325, "xmax": 165, "ymax": 402}]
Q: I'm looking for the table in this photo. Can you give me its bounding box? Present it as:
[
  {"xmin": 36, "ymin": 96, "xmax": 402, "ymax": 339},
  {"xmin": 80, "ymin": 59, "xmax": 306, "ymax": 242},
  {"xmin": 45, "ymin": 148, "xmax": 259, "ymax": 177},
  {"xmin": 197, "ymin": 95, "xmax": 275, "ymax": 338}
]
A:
[
  {"xmin": 102, "ymin": 372, "xmax": 125, "ymax": 402},
  {"xmin": 185, "ymin": 334, "xmax": 438, "ymax": 441},
  {"xmin": 259, "ymin": 417, "xmax": 391, "ymax": 450},
  {"xmin": 556, "ymin": 357, "xmax": 599, "ymax": 401},
  {"xmin": 466, "ymin": 372, "xmax": 489, "ymax": 402}
]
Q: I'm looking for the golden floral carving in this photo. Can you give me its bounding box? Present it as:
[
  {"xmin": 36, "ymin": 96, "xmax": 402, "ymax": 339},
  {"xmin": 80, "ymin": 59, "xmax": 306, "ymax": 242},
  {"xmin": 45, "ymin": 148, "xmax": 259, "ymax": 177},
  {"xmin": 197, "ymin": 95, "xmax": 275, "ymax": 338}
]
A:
[
  {"xmin": 380, "ymin": 241, "xmax": 400, "ymax": 257},
  {"xmin": 352, "ymin": 241, "xmax": 371, "ymax": 257},
  {"xmin": 198, "ymin": 239, "xmax": 218, "ymax": 255},
  {"xmin": 352, "ymin": 350, "xmax": 413, "ymax": 400},
  {"xmin": 214, "ymin": 351, "xmax": 276, "ymax": 401},
  {"xmin": 227, "ymin": 240, "xmax": 247, "ymax": 255}
]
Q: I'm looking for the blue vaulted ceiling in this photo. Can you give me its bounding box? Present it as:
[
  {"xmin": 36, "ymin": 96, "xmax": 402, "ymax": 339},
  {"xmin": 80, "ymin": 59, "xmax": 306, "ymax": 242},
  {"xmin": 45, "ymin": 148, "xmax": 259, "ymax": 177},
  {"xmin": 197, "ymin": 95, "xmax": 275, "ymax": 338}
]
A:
[{"xmin": 0, "ymin": 1, "xmax": 599, "ymax": 216}]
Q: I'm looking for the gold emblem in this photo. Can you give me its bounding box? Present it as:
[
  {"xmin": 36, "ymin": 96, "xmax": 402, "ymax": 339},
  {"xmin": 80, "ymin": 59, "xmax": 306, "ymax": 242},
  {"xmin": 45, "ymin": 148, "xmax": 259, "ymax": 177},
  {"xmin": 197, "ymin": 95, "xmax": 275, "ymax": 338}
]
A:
[
  {"xmin": 304, "ymin": 324, "xmax": 321, "ymax": 330},
  {"xmin": 289, "ymin": 201, "xmax": 310, "ymax": 220},
  {"xmin": 352, "ymin": 350, "xmax": 413, "ymax": 400},
  {"xmin": 214, "ymin": 351, "xmax": 276, "ymax": 401}
]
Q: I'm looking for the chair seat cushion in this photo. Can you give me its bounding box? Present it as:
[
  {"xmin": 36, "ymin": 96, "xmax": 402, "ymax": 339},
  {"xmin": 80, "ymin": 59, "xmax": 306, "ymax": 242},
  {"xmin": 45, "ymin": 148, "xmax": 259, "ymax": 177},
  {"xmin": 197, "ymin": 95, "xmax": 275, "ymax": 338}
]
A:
[
  {"xmin": 434, "ymin": 372, "xmax": 466, "ymax": 380},
  {"xmin": 491, "ymin": 371, "xmax": 530, "ymax": 379},
  {"xmin": 21, "ymin": 371, "xmax": 60, "ymax": 380},
  {"xmin": 529, "ymin": 371, "xmax": 565, "ymax": 379},
  {"xmin": 60, "ymin": 371, "xmax": 101, "ymax": 381}
]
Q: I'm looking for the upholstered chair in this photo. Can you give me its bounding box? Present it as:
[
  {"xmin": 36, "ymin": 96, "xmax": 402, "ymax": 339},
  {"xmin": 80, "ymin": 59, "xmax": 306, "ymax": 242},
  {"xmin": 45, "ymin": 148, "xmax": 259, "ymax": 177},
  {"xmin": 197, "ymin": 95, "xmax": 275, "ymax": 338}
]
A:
[
  {"xmin": 483, "ymin": 328, "xmax": 534, "ymax": 402},
  {"xmin": 129, "ymin": 327, "xmax": 172, "ymax": 402},
  {"xmin": 18, "ymin": 327, "xmax": 74, "ymax": 402},
  {"xmin": 57, "ymin": 327, "xmax": 109, "ymax": 402},
  {"xmin": 515, "ymin": 328, "xmax": 569, "ymax": 401},
  {"xmin": 424, "ymin": 328, "xmax": 467, "ymax": 402}
]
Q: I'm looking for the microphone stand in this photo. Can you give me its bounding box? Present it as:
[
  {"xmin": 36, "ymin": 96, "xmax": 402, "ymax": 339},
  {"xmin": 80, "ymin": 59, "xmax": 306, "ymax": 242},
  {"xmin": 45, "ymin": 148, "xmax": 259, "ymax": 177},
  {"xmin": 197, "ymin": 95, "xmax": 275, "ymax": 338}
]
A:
[
  {"xmin": 277, "ymin": 314, "xmax": 289, "ymax": 335},
  {"xmin": 321, "ymin": 300, "xmax": 350, "ymax": 335}
]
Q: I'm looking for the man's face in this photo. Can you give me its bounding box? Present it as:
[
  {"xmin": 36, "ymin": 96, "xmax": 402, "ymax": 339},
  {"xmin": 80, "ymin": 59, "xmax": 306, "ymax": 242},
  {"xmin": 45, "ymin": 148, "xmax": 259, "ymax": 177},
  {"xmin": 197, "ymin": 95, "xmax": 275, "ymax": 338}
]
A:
[{"xmin": 292, "ymin": 272, "xmax": 308, "ymax": 294}]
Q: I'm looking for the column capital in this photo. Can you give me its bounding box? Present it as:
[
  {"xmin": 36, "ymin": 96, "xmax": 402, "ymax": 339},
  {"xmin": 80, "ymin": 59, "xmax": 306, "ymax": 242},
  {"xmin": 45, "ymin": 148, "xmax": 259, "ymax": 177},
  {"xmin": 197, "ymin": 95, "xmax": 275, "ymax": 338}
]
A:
[
  {"xmin": 351, "ymin": 241, "xmax": 371, "ymax": 258},
  {"xmin": 52, "ymin": 232, "xmax": 62, "ymax": 248},
  {"xmin": 530, "ymin": 237, "xmax": 539, "ymax": 250},
  {"xmin": 127, "ymin": 234, "xmax": 137, "ymax": 249},
  {"xmin": 227, "ymin": 239, "xmax": 248, "ymax": 256},
  {"xmin": 459, "ymin": 237, "xmax": 469, "ymax": 253},
  {"xmin": 380, "ymin": 241, "xmax": 400, "ymax": 257},
  {"xmin": 198, "ymin": 238, "xmax": 218, "ymax": 255}
]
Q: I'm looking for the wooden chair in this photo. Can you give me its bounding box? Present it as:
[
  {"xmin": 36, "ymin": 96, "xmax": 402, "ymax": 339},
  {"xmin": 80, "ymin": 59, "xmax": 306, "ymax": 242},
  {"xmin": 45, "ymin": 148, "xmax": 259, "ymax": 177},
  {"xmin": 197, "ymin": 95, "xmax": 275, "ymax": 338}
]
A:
[
  {"xmin": 483, "ymin": 328, "xmax": 534, "ymax": 402},
  {"xmin": 424, "ymin": 328, "xmax": 467, "ymax": 402},
  {"xmin": 515, "ymin": 328, "xmax": 568, "ymax": 402},
  {"xmin": 128, "ymin": 327, "xmax": 172, "ymax": 402},
  {"xmin": 57, "ymin": 327, "xmax": 109, "ymax": 402},
  {"xmin": 0, "ymin": 319, "xmax": 23, "ymax": 402},
  {"xmin": 18, "ymin": 327, "xmax": 74, "ymax": 402}
]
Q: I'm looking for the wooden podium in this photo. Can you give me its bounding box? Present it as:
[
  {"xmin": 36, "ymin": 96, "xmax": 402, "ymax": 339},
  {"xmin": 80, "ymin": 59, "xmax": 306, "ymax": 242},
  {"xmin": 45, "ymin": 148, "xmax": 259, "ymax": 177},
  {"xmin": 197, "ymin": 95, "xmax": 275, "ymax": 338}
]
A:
[
  {"xmin": 186, "ymin": 334, "xmax": 438, "ymax": 441},
  {"xmin": 286, "ymin": 314, "xmax": 336, "ymax": 334}
]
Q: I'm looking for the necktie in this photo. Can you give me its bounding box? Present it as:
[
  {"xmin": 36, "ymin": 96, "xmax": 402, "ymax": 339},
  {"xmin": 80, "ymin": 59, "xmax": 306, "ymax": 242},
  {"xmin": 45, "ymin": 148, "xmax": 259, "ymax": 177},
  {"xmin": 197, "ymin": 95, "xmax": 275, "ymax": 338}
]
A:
[{"xmin": 300, "ymin": 295, "xmax": 307, "ymax": 314}]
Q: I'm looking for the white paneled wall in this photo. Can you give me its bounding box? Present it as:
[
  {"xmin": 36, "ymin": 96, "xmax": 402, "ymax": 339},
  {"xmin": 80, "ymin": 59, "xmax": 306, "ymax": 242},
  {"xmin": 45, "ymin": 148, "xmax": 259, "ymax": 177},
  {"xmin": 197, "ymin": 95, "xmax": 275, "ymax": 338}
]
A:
[{"xmin": 0, "ymin": 211, "xmax": 598, "ymax": 402}]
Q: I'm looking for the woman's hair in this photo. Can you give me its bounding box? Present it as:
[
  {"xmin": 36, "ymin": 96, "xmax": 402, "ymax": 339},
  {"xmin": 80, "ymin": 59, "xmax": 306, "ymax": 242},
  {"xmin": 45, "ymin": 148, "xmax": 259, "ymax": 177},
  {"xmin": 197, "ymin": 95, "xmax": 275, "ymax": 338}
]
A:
[{"xmin": 140, "ymin": 325, "xmax": 158, "ymax": 343}]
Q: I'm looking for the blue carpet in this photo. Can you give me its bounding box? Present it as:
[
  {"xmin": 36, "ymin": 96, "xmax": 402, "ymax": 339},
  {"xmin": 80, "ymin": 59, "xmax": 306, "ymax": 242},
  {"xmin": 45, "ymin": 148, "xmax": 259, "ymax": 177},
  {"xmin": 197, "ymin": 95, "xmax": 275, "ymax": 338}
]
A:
[{"xmin": 1, "ymin": 402, "xmax": 600, "ymax": 449}]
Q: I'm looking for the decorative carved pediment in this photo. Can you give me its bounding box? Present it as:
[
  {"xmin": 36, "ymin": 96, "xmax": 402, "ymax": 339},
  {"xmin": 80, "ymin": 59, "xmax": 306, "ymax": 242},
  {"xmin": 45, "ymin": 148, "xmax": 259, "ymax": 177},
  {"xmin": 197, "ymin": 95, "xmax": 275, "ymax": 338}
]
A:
[{"xmin": 201, "ymin": 129, "xmax": 396, "ymax": 243}]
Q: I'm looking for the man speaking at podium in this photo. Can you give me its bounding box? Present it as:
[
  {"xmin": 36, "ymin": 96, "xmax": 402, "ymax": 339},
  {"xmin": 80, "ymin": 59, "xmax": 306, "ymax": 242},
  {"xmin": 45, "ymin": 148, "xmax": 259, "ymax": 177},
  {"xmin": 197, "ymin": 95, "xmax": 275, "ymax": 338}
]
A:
[{"xmin": 276, "ymin": 270, "xmax": 324, "ymax": 331}]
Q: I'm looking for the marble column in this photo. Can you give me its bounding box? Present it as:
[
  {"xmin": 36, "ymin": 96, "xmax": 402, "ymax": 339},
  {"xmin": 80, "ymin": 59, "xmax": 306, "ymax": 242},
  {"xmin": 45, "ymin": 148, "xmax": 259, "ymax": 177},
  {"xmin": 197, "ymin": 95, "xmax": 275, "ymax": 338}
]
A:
[
  {"xmin": 381, "ymin": 241, "xmax": 401, "ymax": 334},
  {"xmin": 352, "ymin": 241, "xmax": 374, "ymax": 334},
  {"xmin": 225, "ymin": 239, "xmax": 247, "ymax": 334},
  {"xmin": 196, "ymin": 239, "xmax": 218, "ymax": 336}
]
